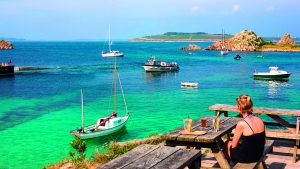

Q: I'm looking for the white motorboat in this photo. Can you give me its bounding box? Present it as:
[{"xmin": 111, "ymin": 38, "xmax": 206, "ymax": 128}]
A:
[
  {"xmin": 101, "ymin": 24, "xmax": 124, "ymax": 57},
  {"xmin": 181, "ymin": 82, "xmax": 198, "ymax": 88},
  {"xmin": 70, "ymin": 63, "xmax": 129, "ymax": 139},
  {"xmin": 253, "ymin": 66, "xmax": 291, "ymax": 80},
  {"xmin": 143, "ymin": 56, "xmax": 179, "ymax": 72}
]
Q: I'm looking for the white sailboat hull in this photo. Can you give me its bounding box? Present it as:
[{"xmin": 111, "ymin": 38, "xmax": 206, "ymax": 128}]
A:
[
  {"xmin": 102, "ymin": 51, "xmax": 124, "ymax": 57},
  {"xmin": 220, "ymin": 50, "xmax": 228, "ymax": 55},
  {"xmin": 70, "ymin": 116, "xmax": 129, "ymax": 139}
]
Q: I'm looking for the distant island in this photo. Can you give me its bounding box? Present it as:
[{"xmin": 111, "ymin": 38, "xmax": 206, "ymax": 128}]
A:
[
  {"xmin": 0, "ymin": 40, "xmax": 13, "ymax": 50},
  {"xmin": 130, "ymin": 32, "xmax": 300, "ymax": 43},
  {"xmin": 129, "ymin": 32, "xmax": 233, "ymax": 42}
]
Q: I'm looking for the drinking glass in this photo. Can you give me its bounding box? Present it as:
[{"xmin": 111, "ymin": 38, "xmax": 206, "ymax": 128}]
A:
[{"xmin": 201, "ymin": 119, "xmax": 207, "ymax": 130}]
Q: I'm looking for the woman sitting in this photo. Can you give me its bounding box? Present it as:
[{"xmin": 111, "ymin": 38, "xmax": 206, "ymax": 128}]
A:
[{"xmin": 224, "ymin": 94, "xmax": 266, "ymax": 163}]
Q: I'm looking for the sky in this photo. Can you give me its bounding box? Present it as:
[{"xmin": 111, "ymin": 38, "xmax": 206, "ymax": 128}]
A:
[{"xmin": 0, "ymin": 0, "xmax": 299, "ymax": 41}]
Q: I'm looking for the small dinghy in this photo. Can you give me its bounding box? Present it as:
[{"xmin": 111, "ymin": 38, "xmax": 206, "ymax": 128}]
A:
[{"xmin": 181, "ymin": 82, "xmax": 199, "ymax": 88}]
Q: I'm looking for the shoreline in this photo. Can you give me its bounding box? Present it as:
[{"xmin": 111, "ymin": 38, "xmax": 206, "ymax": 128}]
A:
[{"xmin": 128, "ymin": 40, "xmax": 218, "ymax": 42}]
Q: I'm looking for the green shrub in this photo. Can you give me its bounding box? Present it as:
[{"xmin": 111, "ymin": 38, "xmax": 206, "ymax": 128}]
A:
[{"xmin": 69, "ymin": 136, "xmax": 87, "ymax": 168}]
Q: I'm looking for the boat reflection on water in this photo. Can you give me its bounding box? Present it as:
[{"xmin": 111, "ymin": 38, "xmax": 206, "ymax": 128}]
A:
[
  {"xmin": 254, "ymin": 79, "xmax": 291, "ymax": 99},
  {"xmin": 144, "ymin": 71, "xmax": 178, "ymax": 78}
]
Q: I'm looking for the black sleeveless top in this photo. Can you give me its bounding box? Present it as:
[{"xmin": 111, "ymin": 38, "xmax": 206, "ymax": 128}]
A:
[{"xmin": 230, "ymin": 118, "xmax": 266, "ymax": 163}]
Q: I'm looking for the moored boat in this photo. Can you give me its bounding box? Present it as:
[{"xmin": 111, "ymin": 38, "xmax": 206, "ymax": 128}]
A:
[
  {"xmin": 70, "ymin": 63, "xmax": 129, "ymax": 139},
  {"xmin": 0, "ymin": 60, "xmax": 14, "ymax": 76},
  {"xmin": 220, "ymin": 29, "xmax": 229, "ymax": 55},
  {"xmin": 143, "ymin": 56, "xmax": 179, "ymax": 72},
  {"xmin": 253, "ymin": 66, "xmax": 291, "ymax": 80},
  {"xmin": 181, "ymin": 82, "xmax": 198, "ymax": 88},
  {"xmin": 220, "ymin": 50, "xmax": 228, "ymax": 55},
  {"xmin": 234, "ymin": 54, "xmax": 242, "ymax": 60},
  {"xmin": 101, "ymin": 24, "xmax": 124, "ymax": 58}
]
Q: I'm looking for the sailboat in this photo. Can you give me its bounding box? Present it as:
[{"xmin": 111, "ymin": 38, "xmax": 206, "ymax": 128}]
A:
[
  {"xmin": 101, "ymin": 24, "xmax": 124, "ymax": 57},
  {"xmin": 70, "ymin": 64, "xmax": 129, "ymax": 139},
  {"xmin": 220, "ymin": 29, "xmax": 229, "ymax": 55}
]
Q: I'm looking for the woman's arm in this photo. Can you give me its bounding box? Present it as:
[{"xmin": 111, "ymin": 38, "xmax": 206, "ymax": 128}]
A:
[{"xmin": 231, "ymin": 121, "xmax": 244, "ymax": 148}]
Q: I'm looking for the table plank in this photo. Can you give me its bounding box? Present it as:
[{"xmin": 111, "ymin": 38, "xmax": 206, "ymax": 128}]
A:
[
  {"xmin": 194, "ymin": 117, "xmax": 240, "ymax": 143},
  {"xmin": 163, "ymin": 117, "xmax": 240, "ymax": 144},
  {"xmin": 151, "ymin": 149, "xmax": 201, "ymax": 169},
  {"xmin": 96, "ymin": 144, "xmax": 159, "ymax": 169},
  {"xmin": 121, "ymin": 145, "xmax": 178, "ymax": 169},
  {"xmin": 209, "ymin": 104, "xmax": 300, "ymax": 117}
]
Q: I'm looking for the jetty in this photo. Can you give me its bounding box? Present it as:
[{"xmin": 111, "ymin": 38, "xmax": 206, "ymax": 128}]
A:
[{"xmin": 14, "ymin": 66, "xmax": 49, "ymax": 72}]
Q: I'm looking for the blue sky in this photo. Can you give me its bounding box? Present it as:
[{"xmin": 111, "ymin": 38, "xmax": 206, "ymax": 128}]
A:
[{"xmin": 0, "ymin": 0, "xmax": 299, "ymax": 40}]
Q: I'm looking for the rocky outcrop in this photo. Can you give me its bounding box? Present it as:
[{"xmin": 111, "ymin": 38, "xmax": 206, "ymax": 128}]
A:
[
  {"xmin": 0, "ymin": 40, "xmax": 13, "ymax": 50},
  {"xmin": 277, "ymin": 33, "xmax": 296, "ymax": 45},
  {"xmin": 179, "ymin": 44, "xmax": 201, "ymax": 50},
  {"xmin": 206, "ymin": 30, "xmax": 264, "ymax": 52}
]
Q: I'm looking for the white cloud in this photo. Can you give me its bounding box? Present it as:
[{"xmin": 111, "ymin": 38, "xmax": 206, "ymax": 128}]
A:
[
  {"xmin": 266, "ymin": 6, "xmax": 275, "ymax": 12},
  {"xmin": 232, "ymin": 4, "xmax": 240, "ymax": 13},
  {"xmin": 191, "ymin": 5, "xmax": 200, "ymax": 14}
]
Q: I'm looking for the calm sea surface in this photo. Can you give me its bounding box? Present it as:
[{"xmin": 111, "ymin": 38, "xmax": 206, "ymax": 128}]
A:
[{"xmin": 0, "ymin": 42, "xmax": 300, "ymax": 168}]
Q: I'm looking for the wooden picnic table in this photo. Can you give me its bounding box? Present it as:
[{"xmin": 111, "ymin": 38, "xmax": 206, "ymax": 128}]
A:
[
  {"xmin": 97, "ymin": 144, "xmax": 201, "ymax": 169},
  {"xmin": 162, "ymin": 116, "xmax": 241, "ymax": 169},
  {"xmin": 209, "ymin": 103, "xmax": 300, "ymax": 162}
]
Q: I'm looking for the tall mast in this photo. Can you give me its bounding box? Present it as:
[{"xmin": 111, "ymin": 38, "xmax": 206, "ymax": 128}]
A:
[
  {"xmin": 113, "ymin": 63, "xmax": 117, "ymax": 113},
  {"xmin": 222, "ymin": 29, "xmax": 224, "ymax": 44},
  {"xmin": 109, "ymin": 24, "xmax": 111, "ymax": 52},
  {"xmin": 81, "ymin": 89, "xmax": 84, "ymax": 132}
]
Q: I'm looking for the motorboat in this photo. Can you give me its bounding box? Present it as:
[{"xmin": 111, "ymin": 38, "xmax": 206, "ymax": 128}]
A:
[
  {"xmin": 253, "ymin": 66, "xmax": 291, "ymax": 80},
  {"xmin": 143, "ymin": 56, "xmax": 179, "ymax": 72},
  {"xmin": 181, "ymin": 82, "xmax": 198, "ymax": 88},
  {"xmin": 0, "ymin": 60, "xmax": 14, "ymax": 76},
  {"xmin": 70, "ymin": 63, "xmax": 129, "ymax": 139},
  {"xmin": 101, "ymin": 24, "xmax": 124, "ymax": 57}
]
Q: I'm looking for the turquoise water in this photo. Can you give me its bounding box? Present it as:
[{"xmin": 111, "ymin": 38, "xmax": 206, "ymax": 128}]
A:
[{"xmin": 0, "ymin": 42, "xmax": 300, "ymax": 168}]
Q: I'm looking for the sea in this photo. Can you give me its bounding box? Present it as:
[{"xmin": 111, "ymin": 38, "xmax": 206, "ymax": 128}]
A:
[{"xmin": 0, "ymin": 41, "xmax": 300, "ymax": 169}]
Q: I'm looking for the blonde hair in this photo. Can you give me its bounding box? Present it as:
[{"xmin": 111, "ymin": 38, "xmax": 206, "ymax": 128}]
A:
[{"xmin": 236, "ymin": 94, "xmax": 253, "ymax": 114}]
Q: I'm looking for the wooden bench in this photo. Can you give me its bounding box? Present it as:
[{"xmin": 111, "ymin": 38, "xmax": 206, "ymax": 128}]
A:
[
  {"xmin": 209, "ymin": 104, "xmax": 300, "ymax": 163},
  {"xmin": 97, "ymin": 144, "xmax": 202, "ymax": 169}
]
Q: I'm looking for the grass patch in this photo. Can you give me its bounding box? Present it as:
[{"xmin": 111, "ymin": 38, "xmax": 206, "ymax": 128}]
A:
[{"xmin": 45, "ymin": 135, "xmax": 163, "ymax": 169}]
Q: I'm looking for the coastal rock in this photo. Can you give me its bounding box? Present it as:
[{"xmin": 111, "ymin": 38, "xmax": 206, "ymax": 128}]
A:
[
  {"xmin": 0, "ymin": 40, "xmax": 13, "ymax": 50},
  {"xmin": 206, "ymin": 30, "xmax": 264, "ymax": 52},
  {"xmin": 179, "ymin": 44, "xmax": 201, "ymax": 50},
  {"xmin": 277, "ymin": 33, "xmax": 296, "ymax": 45}
]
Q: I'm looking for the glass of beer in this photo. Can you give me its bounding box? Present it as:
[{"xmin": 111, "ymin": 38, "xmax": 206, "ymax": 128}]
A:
[{"xmin": 201, "ymin": 119, "xmax": 207, "ymax": 130}]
